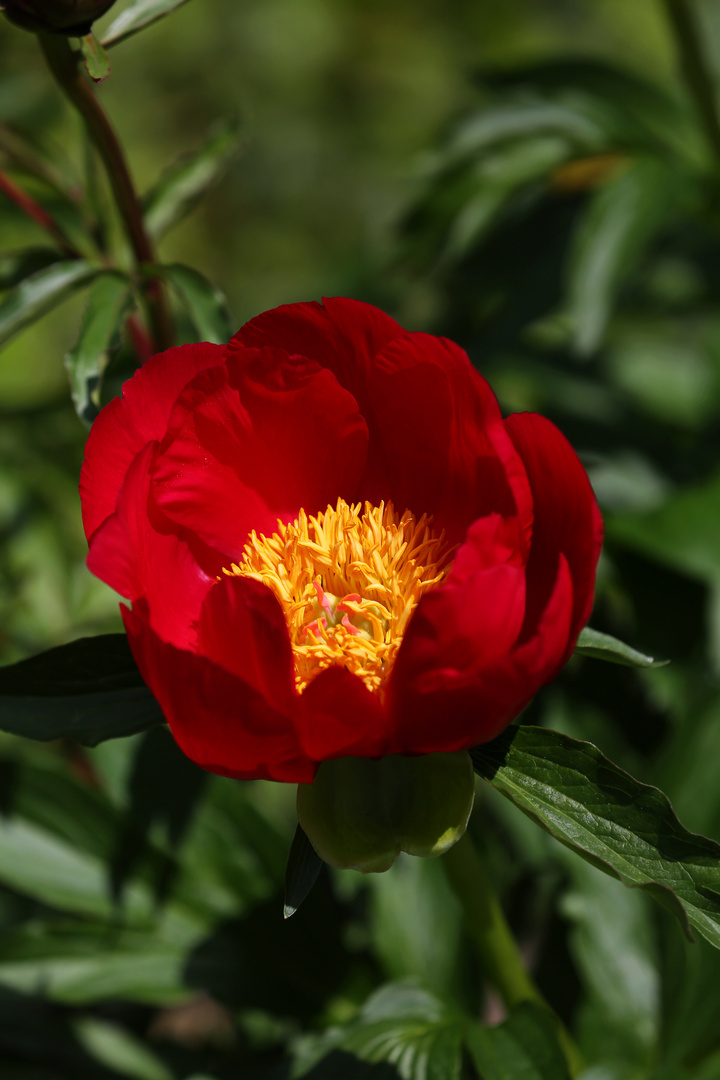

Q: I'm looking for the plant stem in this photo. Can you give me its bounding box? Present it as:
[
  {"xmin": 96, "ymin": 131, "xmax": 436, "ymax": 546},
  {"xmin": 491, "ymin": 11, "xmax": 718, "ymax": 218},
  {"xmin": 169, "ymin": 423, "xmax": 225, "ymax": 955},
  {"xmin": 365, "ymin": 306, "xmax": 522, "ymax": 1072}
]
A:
[
  {"xmin": 37, "ymin": 32, "xmax": 173, "ymax": 353},
  {"xmin": 442, "ymin": 831, "xmax": 582, "ymax": 1077},
  {"xmin": 0, "ymin": 166, "xmax": 80, "ymax": 257},
  {"xmin": 663, "ymin": 0, "xmax": 720, "ymax": 172}
]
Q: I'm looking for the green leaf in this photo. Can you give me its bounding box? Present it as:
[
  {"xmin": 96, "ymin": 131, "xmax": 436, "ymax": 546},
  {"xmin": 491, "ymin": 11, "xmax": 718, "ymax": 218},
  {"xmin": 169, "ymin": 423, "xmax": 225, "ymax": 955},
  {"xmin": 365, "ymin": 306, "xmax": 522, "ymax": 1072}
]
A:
[
  {"xmin": 575, "ymin": 627, "xmax": 667, "ymax": 668},
  {"xmin": 0, "ymin": 634, "xmax": 164, "ymax": 747},
  {"xmin": 607, "ymin": 468, "xmax": 720, "ymax": 582},
  {"xmin": 0, "ymin": 922, "xmax": 187, "ymax": 1006},
  {"xmin": 444, "ymin": 100, "xmax": 604, "ymax": 165},
  {"xmin": 102, "ymin": 0, "xmax": 193, "ymax": 47},
  {"xmin": 567, "ymin": 158, "xmax": 693, "ymax": 355},
  {"xmin": 64, "ymin": 272, "xmax": 132, "ymax": 424},
  {"xmin": 155, "ymin": 263, "xmax": 232, "ymax": 343},
  {"xmin": 471, "ymin": 726, "xmax": 720, "ymax": 949},
  {"xmin": 559, "ymin": 857, "xmax": 659, "ymax": 1065},
  {"xmin": 0, "ymin": 817, "xmax": 151, "ymax": 921},
  {"xmin": 80, "ymin": 33, "xmax": 111, "ymax": 82},
  {"xmin": 466, "ymin": 1002, "xmax": 571, "ymax": 1080},
  {"xmin": 143, "ymin": 119, "xmax": 244, "ymax": 241},
  {"xmin": 367, "ymin": 855, "xmax": 462, "ymax": 998},
  {"xmin": 294, "ymin": 983, "xmax": 465, "ymax": 1080},
  {"xmin": 0, "ymin": 259, "xmax": 98, "ymax": 347},
  {"xmin": 74, "ymin": 1017, "xmax": 174, "ymax": 1080},
  {"xmin": 284, "ymin": 824, "xmax": 323, "ymax": 919}
]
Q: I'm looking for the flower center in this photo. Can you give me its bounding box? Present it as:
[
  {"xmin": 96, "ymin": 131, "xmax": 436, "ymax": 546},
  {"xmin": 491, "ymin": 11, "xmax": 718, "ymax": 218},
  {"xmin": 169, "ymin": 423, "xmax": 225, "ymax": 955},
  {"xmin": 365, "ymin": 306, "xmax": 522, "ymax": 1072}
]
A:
[{"xmin": 223, "ymin": 499, "xmax": 453, "ymax": 695}]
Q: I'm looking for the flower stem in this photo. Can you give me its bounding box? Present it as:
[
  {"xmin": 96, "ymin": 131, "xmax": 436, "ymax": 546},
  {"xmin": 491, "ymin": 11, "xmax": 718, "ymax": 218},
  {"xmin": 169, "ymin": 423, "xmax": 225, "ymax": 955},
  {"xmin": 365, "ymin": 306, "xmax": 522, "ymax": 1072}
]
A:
[
  {"xmin": 37, "ymin": 32, "xmax": 173, "ymax": 353},
  {"xmin": 663, "ymin": 0, "xmax": 720, "ymax": 172},
  {"xmin": 442, "ymin": 831, "xmax": 582, "ymax": 1076}
]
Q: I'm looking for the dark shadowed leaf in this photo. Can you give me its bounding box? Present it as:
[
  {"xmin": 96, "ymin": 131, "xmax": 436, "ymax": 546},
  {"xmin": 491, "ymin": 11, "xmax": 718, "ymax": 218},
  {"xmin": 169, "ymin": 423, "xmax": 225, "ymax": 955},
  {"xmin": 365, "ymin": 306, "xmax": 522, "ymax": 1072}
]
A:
[
  {"xmin": 294, "ymin": 983, "xmax": 465, "ymax": 1080},
  {"xmin": 111, "ymin": 727, "xmax": 206, "ymax": 903},
  {"xmin": 143, "ymin": 119, "xmax": 244, "ymax": 240},
  {"xmin": 64, "ymin": 272, "xmax": 132, "ymax": 424},
  {"xmin": 101, "ymin": 0, "xmax": 193, "ymax": 47},
  {"xmin": 156, "ymin": 262, "xmax": 232, "ymax": 343},
  {"xmin": 284, "ymin": 824, "xmax": 323, "ymax": 919},
  {"xmin": 0, "ymin": 985, "xmax": 131, "ymax": 1080},
  {"xmin": 480, "ymin": 57, "xmax": 701, "ymax": 163},
  {"xmin": 575, "ymin": 627, "xmax": 667, "ymax": 668},
  {"xmin": 0, "ymin": 248, "xmax": 63, "ymax": 289},
  {"xmin": 80, "ymin": 34, "xmax": 111, "ymax": 82},
  {"xmin": 0, "ymin": 635, "xmax": 164, "ymax": 746},
  {"xmin": 466, "ymin": 1002, "xmax": 571, "ymax": 1080},
  {"xmin": 471, "ymin": 726, "xmax": 720, "ymax": 949},
  {"xmin": 0, "ymin": 260, "xmax": 98, "ymax": 347}
]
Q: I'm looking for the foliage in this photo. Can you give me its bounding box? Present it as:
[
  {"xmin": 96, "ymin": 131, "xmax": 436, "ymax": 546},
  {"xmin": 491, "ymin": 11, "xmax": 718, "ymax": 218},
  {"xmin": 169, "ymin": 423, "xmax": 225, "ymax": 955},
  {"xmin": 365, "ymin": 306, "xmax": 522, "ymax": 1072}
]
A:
[{"xmin": 3, "ymin": 1, "xmax": 720, "ymax": 1078}]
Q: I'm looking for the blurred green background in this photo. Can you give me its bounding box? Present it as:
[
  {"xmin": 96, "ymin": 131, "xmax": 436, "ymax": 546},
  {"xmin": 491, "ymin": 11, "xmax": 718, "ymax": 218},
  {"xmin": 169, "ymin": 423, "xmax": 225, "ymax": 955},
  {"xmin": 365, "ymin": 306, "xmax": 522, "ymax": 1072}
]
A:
[{"xmin": 4, "ymin": 1, "xmax": 720, "ymax": 1078}]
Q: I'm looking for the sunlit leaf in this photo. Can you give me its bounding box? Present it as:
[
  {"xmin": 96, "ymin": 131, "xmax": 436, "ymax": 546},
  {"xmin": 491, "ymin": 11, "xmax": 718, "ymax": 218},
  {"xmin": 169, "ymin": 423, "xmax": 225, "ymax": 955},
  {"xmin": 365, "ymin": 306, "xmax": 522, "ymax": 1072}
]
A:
[
  {"xmin": 471, "ymin": 726, "xmax": 720, "ymax": 949},
  {"xmin": 0, "ymin": 259, "xmax": 98, "ymax": 347},
  {"xmin": 143, "ymin": 119, "xmax": 244, "ymax": 241},
  {"xmin": 64, "ymin": 271, "xmax": 132, "ymax": 424},
  {"xmin": 575, "ymin": 627, "xmax": 666, "ymax": 668},
  {"xmin": 294, "ymin": 983, "xmax": 465, "ymax": 1080},
  {"xmin": 0, "ymin": 634, "xmax": 164, "ymax": 747},
  {"xmin": 155, "ymin": 262, "xmax": 232, "ymax": 343},
  {"xmin": 101, "ymin": 0, "xmax": 193, "ymax": 47}
]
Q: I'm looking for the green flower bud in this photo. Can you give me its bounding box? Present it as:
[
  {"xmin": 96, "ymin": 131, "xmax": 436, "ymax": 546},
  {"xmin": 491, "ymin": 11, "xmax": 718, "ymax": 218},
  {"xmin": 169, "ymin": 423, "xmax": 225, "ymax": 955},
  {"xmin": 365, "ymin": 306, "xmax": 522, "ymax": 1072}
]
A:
[
  {"xmin": 297, "ymin": 751, "xmax": 475, "ymax": 873},
  {"xmin": 1, "ymin": 0, "xmax": 116, "ymax": 35}
]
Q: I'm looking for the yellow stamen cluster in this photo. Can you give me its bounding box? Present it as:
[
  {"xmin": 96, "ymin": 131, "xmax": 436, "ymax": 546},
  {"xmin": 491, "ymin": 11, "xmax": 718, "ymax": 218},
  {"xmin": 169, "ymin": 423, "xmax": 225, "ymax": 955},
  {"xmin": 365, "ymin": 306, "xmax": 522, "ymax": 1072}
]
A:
[{"xmin": 223, "ymin": 499, "xmax": 453, "ymax": 695}]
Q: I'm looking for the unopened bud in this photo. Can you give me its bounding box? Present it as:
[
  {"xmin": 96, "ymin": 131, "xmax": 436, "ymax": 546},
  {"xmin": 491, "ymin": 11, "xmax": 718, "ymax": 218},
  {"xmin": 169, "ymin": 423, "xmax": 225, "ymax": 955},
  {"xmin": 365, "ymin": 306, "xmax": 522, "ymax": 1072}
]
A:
[
  {"xmin": 297, "ymin": 751, "xmax": 475, "ymax": 873},
  {"xmin": 2, "ymin": 0, "xmax": 116, "ymax": 35}
]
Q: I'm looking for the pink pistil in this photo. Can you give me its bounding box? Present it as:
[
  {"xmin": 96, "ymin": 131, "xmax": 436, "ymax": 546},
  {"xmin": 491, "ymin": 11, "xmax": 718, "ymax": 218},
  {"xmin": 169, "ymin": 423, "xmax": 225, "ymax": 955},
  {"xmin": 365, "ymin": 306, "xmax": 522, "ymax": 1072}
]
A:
[
  {"xmin": 341, "ymin": 614, "xmax": 362, "ymax": 636},
  {"xmin": 313, "ymin": 581, "xmax": 335, "ymax": 620}
]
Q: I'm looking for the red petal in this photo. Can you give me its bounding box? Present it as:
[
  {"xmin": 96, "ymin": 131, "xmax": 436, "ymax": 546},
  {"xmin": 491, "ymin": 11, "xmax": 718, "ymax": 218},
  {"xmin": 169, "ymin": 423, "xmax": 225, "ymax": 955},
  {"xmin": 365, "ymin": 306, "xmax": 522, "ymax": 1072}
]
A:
[
  {"xmin": 152, "ymin": 348, "xmax": 368, "ymax": 561},
  {"xmin": 123, "ymin": 603, "xmax": 315, "ymax": 782},
  {"xmin": 229, "ymin": 296, "xmax": 404, "ymax": 413},
  {"xmin": 389, "ymin": 557, "xmax": 526, "ymax": 703},
  {"xmin": 388, "ymin": 553, "xmax": 573, "ymax": 753},
  {"xmin": 197, "ymin": 574, "xmax": 297, "ymax": 715},
  {"xmin": 504, "ymin": 412, "xmax": 603, "ymax": 659},
  {"xmin": 359, "ymin": 332, "xmax": 533, "ymax": 547},
  {"xmin": 87, "ymin": 443, "xmax": 213, "ymax": 649},
  {"xmin": 298, "ymin": 666, "xmax": 389, "ymax": 761},
  {"xmin": 80, "ymin": 343, "xmax": 225, "ymax": 541}
]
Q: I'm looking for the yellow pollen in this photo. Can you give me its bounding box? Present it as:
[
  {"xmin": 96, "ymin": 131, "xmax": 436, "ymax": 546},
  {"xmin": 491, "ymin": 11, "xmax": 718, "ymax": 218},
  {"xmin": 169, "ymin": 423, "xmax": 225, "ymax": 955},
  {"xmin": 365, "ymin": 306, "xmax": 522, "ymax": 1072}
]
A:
[{"xmin": 223, "ymin": 499, "xmax": 453, "ymax": 695}]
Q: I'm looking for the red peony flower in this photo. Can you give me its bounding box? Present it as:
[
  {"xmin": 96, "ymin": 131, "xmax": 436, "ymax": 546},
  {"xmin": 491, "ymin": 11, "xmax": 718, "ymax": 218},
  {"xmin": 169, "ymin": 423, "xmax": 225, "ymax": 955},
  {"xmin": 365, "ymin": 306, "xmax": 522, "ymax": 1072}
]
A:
[{"xmin": 81, "ymin": 298, "xmax": 603, "ymax": 785}]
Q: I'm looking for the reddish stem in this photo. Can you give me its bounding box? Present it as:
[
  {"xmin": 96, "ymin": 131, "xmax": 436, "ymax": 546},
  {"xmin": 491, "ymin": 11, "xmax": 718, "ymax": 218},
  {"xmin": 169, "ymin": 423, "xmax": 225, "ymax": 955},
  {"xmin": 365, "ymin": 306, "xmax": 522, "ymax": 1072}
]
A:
[{"xmin": 0, "ymin": 166, "xmax": 80, "ymax": 257}]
